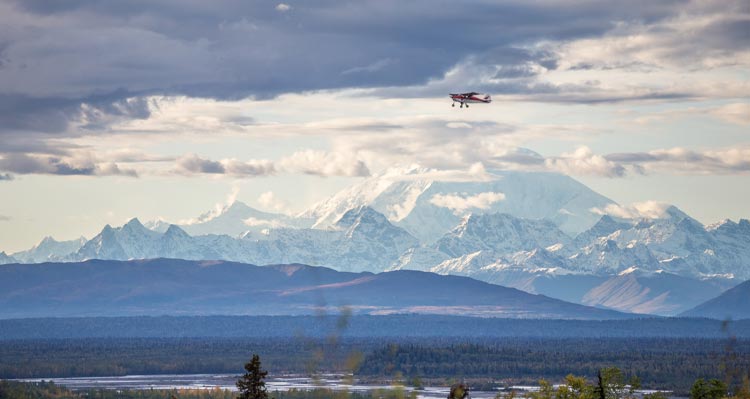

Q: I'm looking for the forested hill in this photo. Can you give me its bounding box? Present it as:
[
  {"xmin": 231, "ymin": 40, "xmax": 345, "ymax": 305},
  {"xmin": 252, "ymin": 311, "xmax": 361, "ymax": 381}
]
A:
[
  {"xmin": 0, "ymin": 258, "xmax": 630, "ymax": 319},
  {"xmin": 1, "ymin": 315, "xmax": 750, "ymax": 339}
]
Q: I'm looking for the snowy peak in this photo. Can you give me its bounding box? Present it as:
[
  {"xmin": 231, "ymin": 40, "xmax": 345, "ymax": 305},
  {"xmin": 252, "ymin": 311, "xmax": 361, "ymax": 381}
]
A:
[
  {"xmin": 303, "ymin": 166, "xmax": 433, "ymax": 229},
  {"xmin": 0, "ymin": 251, "xmax": 17, "ymax": 265},
  {"xmin": 217, "ymin": 201, "xmax": 272, "ymax": 222},
  {"xmin": 335, "ymin": 205, "xmax": 390, "ymax": 230},
  {"xmin": 575, "ymin": 215, "xmax": 633, "ymax": 245},
  {"xmin": 436, "ymin": 213, "xmax": 571, "ymax": 258},
  {"xmin": 334, "ymin": 206, "xmax": 420, "ymax": 256},
  {"xmin": 707, "ymin": 218, "xmax": 750, "ymax": 235},
  {"xmin": 570, "ymin": 238, "xmax": 660, "ymax": 275},
  {"xmin": 10, "ymin": 235, "xmax": 87, "ymax": 263},
  {"xmin": 143, "ymin": 201, "xmax": 306, "ymax": 238},
  {"xmin": 76, "ymin": 219, "xmax": 161, "ymax": 260},
  {"xmin": 303, "ymin": 166, "xmax": 616, "ymax": 243},
  {"xmin": 663, "ymin": 205, "xmax": 690, "ymax": 221},
  {"xmin": 122, "ymin": 218, "xmax": 149, "ymax": 234},
  {"xmin": 163, "ymin": 224, "xmax": 190, "ymax": 240}
]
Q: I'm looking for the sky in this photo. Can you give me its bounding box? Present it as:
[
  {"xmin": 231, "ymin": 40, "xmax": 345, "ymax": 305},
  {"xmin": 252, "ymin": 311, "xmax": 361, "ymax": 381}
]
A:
[{"xmin": 0, "ymin": 0, "xmax": 749, "ymax": 252}]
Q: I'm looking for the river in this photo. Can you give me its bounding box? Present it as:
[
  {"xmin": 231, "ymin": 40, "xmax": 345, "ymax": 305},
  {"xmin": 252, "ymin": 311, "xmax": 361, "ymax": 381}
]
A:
[{"xmin": 20, "ymin": 373, "xmax": 501, "ymax": 399}]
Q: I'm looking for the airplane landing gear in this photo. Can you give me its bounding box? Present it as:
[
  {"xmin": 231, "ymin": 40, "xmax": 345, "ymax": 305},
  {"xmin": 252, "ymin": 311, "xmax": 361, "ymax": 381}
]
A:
[{"xmin": 452, "ymin": 103, "xmax": 455, "ymax": 107}]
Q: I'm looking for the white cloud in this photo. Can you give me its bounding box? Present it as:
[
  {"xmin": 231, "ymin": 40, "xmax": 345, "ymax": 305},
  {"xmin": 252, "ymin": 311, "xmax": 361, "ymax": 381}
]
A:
[
  {"xmin": 386, "ymin": 163, "xmax": 498, "ymax": 183},
  {"xmin": 446, "ymin": 122, "xmax": 473, "ymax": 129},
  {"xmin": 544, "ymin": 146, "xmax": 626, "ymax": 177},
  {"xmin": 430, "ymin": 191, "xmax": 506, "ymax": 214},
  {"xmin": 279, "ymin": 150, "xmax": 370, "ymax": 177},
  {"xmin": 591, "ymin": 201, "xmax": 672, "ymax": 220},
  {"xmin": 607, "ymin": 146, "xmax": 750, "ymax": 175},
  {"xmin": 275, "ymin": 3, "xmax": 291, "ymax": 12},
  {"xmin": 257, "ymin": 191, "xmax": 291, "ymax": 214},
  {"xmin": 555, "ymin": 3, "xmax": 750, "ymax": 71},
  {"xmin": 711, "ymin": 103, "xmax": 750, "ymax": 126},
  {"xmin": 243, "ymin": 217, "xmax": 288, "ymax": 228}
]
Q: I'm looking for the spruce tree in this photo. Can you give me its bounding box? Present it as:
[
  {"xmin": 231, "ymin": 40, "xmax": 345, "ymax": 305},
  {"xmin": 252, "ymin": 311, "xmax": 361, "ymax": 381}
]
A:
[{"xmin": 237, "ymin": 354, "xmax": 269, "ymax": 399}]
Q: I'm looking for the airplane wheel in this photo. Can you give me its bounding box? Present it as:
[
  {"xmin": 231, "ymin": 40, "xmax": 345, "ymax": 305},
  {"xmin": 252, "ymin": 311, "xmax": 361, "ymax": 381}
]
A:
[
  {"xmin": 466, "ymin": 104, "xmax": 469, "ymax": 108},
  {"xmin": 452, "ymin": 103, "xmax": 455, "ymax": 107}
]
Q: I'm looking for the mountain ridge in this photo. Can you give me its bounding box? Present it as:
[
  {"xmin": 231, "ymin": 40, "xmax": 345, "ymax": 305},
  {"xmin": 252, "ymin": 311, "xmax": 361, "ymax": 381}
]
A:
[
  {"xmin": 0, "ymin": 258, "xmax": 634, "ymax": 320},
  {"xmin": 3, "ymin": 168, "xmax": 749, "ymax": 317}
]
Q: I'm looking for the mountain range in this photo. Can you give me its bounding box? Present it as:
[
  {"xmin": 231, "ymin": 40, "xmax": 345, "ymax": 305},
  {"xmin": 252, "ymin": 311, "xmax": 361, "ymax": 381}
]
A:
[
  {"xmin": 2, "ymin": 167, "xmax": 748, "ymax": 318},
  {"xmin": 681, "ymin": 279, "xmax": 750, "ymax": 320},
  {"xmin": 0, "ymin": 258, "xmax": 632, "ymax": 319}
]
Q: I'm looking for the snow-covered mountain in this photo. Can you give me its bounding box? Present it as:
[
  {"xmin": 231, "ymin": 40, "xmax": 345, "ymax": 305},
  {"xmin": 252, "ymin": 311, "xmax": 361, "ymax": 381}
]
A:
[
  {"xmin": 11, "ymin": 236, "xmax": 86, "ymax": 263},
  {"xmin": 301, "ymin": 165, "xmax": 616, "ymax": 243},
  {"xmin": 0, "ymin": 251, "xmax": 17, "ymax": 265},
  {"xmin": 68, "ymin": 207, "xmax": 417, "ymax": 273},
  {"xmin": 389, "ymin": 209, "xmax": 748, "ymax": 315},
  {"xmin": 5, "ymin": 166, "xmax": 750, "ymax": 317},
  {"xmin": 435, "ymin": 213, "xmax": 572, "ymax": 258},
  {"xmin": 146, "ymin": 201, "xmax": 312, "ymax": 236},
  {"xmin": 76, "ymin": 218, "xmax": 163, "ymax": 260}
]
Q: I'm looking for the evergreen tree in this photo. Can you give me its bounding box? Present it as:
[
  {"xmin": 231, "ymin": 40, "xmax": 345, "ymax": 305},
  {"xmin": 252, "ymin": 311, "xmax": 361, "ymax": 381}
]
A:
[
  {"xmin": 237, "ymin": 354, "xmax": 269, "ymax": 399},
  {"xmin": 593, "ymin": 367, "xmax": 639, "ymax": 399},
  {"xmin": 690, "ymin": 378, "xmax": 727, "ymax": 399}
]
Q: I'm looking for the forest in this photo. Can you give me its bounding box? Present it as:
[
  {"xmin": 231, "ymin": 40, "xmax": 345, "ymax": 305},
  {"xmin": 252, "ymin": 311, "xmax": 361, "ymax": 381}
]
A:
[
  {"xmin": 2, "ymin": 336, "xmax": 748, "ymax": 394},
  {"xmin": 3, "ymin": 315, "xmax": 750, "ymax": 339}
]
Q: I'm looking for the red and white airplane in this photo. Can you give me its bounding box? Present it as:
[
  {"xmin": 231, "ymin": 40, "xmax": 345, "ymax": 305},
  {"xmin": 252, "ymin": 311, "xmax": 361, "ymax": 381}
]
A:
[{"xmin": 450, "ymin": 92, "xmax": 491, "ymax": 108}]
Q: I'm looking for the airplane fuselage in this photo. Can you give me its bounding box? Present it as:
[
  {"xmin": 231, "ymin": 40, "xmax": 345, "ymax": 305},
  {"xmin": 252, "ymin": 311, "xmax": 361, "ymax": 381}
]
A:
[{"xmin": 450, "ymin": 92, "xmax": 491, "ymax": 107}]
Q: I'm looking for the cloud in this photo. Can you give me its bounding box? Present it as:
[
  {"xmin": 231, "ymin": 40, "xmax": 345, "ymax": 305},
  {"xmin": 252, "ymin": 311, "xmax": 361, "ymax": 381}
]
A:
[
  {"xmin": 180, "ymin": 185, "xmax": 242, "ymax": 225},
  {"xmin": 226, "ymin": 185, "xmax": 241, "ymax": 206},
  {"xmin": 0, "ymin": 92, "xmax": 153, "ymax": 140},
  {"xmin": 430, "ymin": 191, "xmax": 506, "ymax": 214},
  {"xmin": 540, "ymin": 145, "xmax": 750, "ymax": 178},
  {"xmin": 555, "ymin": 2, "xmax": 750, "ymax": 71},
  {"xmin": 1, "ymin": 0, "xmax": 724, "ymax": 140},
  {"xmin": 342, "ymin": 58, "xmax": 395, "ymax": 75},
  {"xmin": 323, "ymin": 117, "xmax": 524, "ymax": 171},
  {"xmin": 257, "ymin": 191, "xmax": 291, "ymax": 214},
  {"xmin": 174, "ymin": 153, "xmax": 275, "ymax": 177},
  {"xmin": 592, "ymin": 201, "xmax": 673, "ymax": 220},
  {"xmin": 243, "ymin": 217, "xmax": 288, "ymax": 228},
  {"xmin": 279, "ymin": 150, "xmax": 370, "ymax": 177},
  {"xmin": 711, "ymin": 103, "xmax": 750, "ymax": 126},
  {"xmin": 606, "ymin": 147, "xmax": 750, "ymax": 175},
  {"xmin": 545, "ymin": 146, "xmax": 627, "ymax": 177},
  {"xmin": 175, "ymin": 154, "xmax": 224, "ymax": 174},
  {"xmin": 386, "ymin": 163, "xmax": 498, "ymax": 183},
  {"xmin": 0, "ymin": 0, "xmax": 746, "ymax": 183},
  {"xmin": 0, "ymin": 153, "xmax": 137, "ymax": 177}
]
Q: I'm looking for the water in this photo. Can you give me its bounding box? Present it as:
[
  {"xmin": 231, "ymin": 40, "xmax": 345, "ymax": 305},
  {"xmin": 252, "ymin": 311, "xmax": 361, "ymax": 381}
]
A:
[
  {"xmin": 19, "ymin": 374, "xmax": 673, "ymax": 398},
  {"xmin": 19, "ymin": 374, "xmax": 501, "ymax": 399}
]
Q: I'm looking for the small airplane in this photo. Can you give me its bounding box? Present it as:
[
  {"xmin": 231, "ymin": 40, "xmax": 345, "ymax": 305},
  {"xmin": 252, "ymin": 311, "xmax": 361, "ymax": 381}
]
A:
[{"xmin": 449, "ymin": 92, "xmax": 491, "ymax": 108}]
